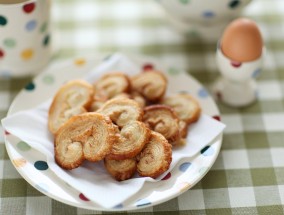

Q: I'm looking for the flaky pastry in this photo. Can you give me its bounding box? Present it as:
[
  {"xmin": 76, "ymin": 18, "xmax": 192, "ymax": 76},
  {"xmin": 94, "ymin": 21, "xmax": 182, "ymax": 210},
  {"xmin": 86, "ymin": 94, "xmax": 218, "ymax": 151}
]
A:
[
  {"xmin": 143, "ymin": 105, "xmax": 180, "ymax": 142},
  {"xmin": 94, "ymin": 72, "xmax": 131, "ymax": 99},
  {"xmin": 131, "ymin": 91, "xmax": 146, "ymax": 108},
  {"xmin": 162, "ymin": 94, "xmax": 201, "ymax": 124},
  {"xmin": 104, "ymin": 158, "xmax": 137, "ymax": 181},
  {"xmin": 54, "ymin": 112, "xmax": 117, "ymax": 170},
  {"xmin": 131, "ymin": 71, "xmax": 167, "ymax": 102},
  {"xmin": 97, "ymin": 98, "xmax": 143, "ymax": 127},
  {"xmin": 107, "ymin": 121, "xmax": 151, "ymax": 160},
  {"xmin": 137, "ymin": 131, "xmax": 172, "ymax": 178},
  {"xmin": 48, "ymin": 80, "xmax": 94, "ymax": 134}
]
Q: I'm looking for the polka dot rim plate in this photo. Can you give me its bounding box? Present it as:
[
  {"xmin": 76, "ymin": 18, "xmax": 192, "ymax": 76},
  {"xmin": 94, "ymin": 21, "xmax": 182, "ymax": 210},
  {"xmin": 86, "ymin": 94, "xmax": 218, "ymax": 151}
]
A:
[{"xmin": 4, "ymin": 53, "xmax": 223, "ymax": 211}]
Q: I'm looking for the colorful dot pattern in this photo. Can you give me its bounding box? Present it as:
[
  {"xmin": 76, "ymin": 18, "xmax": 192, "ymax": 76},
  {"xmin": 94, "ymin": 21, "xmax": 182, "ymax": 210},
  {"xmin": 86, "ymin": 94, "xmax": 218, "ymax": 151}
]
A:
[
  {"xmin": 169, "ymin": 0, "xmax": 246, "ymax": 23},
  {"xmin": 201, "ymin": 145, "xmax": 214, "ymax": 156},
  {"xmin": 229, "ymin": 0, "xmax": 241, "ymax": 9},
  {"xmin": 26, "ymin": 20, "xmax": 37, "ymax": 31},
  {"xmin": 168, "ymin": 67, "xmax": 180, "ymax": 76},
  {"xmin": 179, "ymin": 162, "xmax": 192, "ymax": 172},
  {"xmin": 142, "ymin": 63, "xmax": 154, "ymax": 71},
  {"xmin": 252, "ymin": 68, "xmax": 262, "ymax": 78},
  {"xmin": 23, "ymin": 3, "xmax": 36, "ymax": 14},
  {"xmin": 25, "ymin": 82, "xmax": 35, "ymax": 91},
  {"xmin": 162, "ymin": 172, "xmax": 171, "ymax": 180},
  {"xmin": 4, "ymin": 38, "xmax": 16, "ymax": 48},
  {"xmin": 113, "ymin": 203, "xmax": 123, "ymax": 209},
  {"xmin": 34, "ymin": 160, "xmax": 48, "ymax": 170},
  {"xmin": 42, "ymin": 74, "xmax": 55, "ymax": 85},
  {"xmin": 74, "ymin": 58, "xmax": 86, "ymax": 66},
  {"xmin": 178, "ymin": 182, "xmax": 191, "ymax": 192},
  {"xmin": 0, "ymin": 15, "xmax": 7, "ymax": 26},
  {"xmin": 79, "ymin": 193, "xmax": 90, "ymax": 201},
  {"xmin": 17, "ymin": 141, "xmax": 31, "ymax": 151},
  {"xmin": 136, "ymin": 199, "xmax": 151, "ymax": 207},
  {"xmin": 21, "ymin": 49, "xmax": 34, "ymax": 60},
  {"xmin": 0, "ymin": 1, "xmax": 50, "ymax": 74},
  {"xmin": 13, "ymin": 158, "xmax": 27, "ymax": 167},
  {"xmin": 198, "ymin": 88, "xmax": 209, "ymax": 98}
]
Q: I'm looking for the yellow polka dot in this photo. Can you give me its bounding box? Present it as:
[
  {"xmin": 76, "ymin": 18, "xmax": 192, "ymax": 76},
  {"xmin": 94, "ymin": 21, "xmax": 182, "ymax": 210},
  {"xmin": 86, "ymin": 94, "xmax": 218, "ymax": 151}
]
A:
[
  {"xmin": 21, "ymin": 49, "xmax": 34, "ymax": 60},
  {"xmin": 178, "ymin": 182, "xmax": 191, "ymax": 192},
  {"xmin": 13, "ymin": 158, "xmax": 27, "ymax": 167},
  {"xmin": 74, "ymin": 58, "xmax": 86, "ymax": 66}
]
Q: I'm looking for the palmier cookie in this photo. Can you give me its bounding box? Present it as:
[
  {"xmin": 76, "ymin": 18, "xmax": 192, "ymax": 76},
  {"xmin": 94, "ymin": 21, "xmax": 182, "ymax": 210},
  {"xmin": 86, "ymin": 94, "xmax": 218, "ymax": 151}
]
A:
[
  {"xmin": 162, "ymin": 94, "xmax": 201, "ymax": 124},
  {"xmin": 106, "ymin": 121, "xmax": 151, "ymax": 160},
  {"xmin": 97, "ymin": 98, "xmax": 143, "ymax": 127},
  {"xmin": 55, "ymin": 112, "xmax": 117, "ymax": 170},
  {"xmin": 48, "ymin": 80, "xmax": 94, "ymax": 134},
  {"xmin": 131, "ymin": 71, "xmax": 167, "ymax": 102},
  {"xmin": 104, "ymin": 158, "xmax": 137, "ymax": 181},
  {"xmin": 94, "ymin": 72, "xmax": 131, "ymax": 99},
  {"xmin": 137, "ymin": 131, "xmax": 172, "ymax": 179},
  {"xmin": 143, "ymin": 105, "xmax": 180, "ymax": 143}
]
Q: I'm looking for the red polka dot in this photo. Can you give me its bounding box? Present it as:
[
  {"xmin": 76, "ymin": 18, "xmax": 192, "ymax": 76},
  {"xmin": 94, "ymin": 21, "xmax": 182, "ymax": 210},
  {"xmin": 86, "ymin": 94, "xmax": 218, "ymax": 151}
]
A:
[
  {"xmin": 0, "ymin": 49, "xmax": 4, "ymax": 58},
  {"xmin": 79, "ymin": 193, "xmax": 90, "ymax": 201},
  {"xmin": 23, "ymin": 3, "xmax": 36, "ymax": 14},
  {"xmin": 5, "ymin": 130, "xmax": 10, "ymax": 135},
  {"xmin": 213, "ymin": 115, "xmax": 221, "ymax": 121},
  {"xmin": 231, "ymin": 61, "xmax": 242, "ymax": 68},
  {"xmin": 216, "ymin": 91, "xmax": 222, "ymax": 100},
  {"xmin": 162, "ymin": 172, "xmax": 171, "ymax": 180},
  {"xmin": 143, "ymin": 63, "xmax": 154, "ymax": 71}
]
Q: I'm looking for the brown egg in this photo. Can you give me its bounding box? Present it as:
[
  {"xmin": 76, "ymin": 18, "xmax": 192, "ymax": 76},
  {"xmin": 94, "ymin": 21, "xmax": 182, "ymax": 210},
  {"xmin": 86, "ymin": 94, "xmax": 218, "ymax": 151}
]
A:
[{"xmin": 221, "ymin": 18, "xmax": 263, "ymax": 62}]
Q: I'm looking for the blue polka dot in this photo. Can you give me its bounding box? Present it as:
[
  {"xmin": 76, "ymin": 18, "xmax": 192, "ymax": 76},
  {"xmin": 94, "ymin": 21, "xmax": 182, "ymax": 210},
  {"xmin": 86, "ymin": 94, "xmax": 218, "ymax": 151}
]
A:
[
  {"xmin": 25, "ymin": 20, "xmax": 37, "ymax": 31},
  {"xmin": 201, "ymin": 146, "xmax": 214, "ymax": 156},
  {"xmin": 203, "ymin": 11, "xmax": 215, "ymax": 18},
  {"xmin": 35, "ymin": 183, "xmax": 49, "ymax": 193},
  {"xmin": 103, "ymin": 54, "xmax": 112, "ymax": 61},
  {"xmin": 34, "ymin": 160, "xmax": 48, "ymax": 170},
  {"xmin": 252, "ymin": 68, "xmax": 262, "ymax": 78},
  {"xmin": 198, "ymin": 88, "xmax": 209, "ymax": 98},
  {"xmin": 136, "ymin": 199, "xmax": 151, "ymax": 207},
  {"xmin": 25, "ymin": 82, "xmax": 35, "ymax": 91},
  {"xmin": 113, "ymin": 203, "xmax": 123, "ymax": 209},
  {"xmin": 179, "ymin": 162, "xmax": 192, "ymax": 172}
]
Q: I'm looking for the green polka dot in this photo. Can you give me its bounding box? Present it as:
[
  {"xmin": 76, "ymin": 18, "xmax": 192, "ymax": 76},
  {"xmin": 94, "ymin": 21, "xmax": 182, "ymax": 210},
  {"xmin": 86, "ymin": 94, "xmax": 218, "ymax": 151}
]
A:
[
  {"xmin": 4, "ymin": 38, "xmax": 16, "ymax": 48},
  {"xmin": 40, "ymin": 22, "xmax": 48, "ymax": 33},
  {"xmin": 42, "ymin": 74, "xmax": 54, "ymax": 85},
  {"xmin": 168, "ymin": 67, "xmax": 181, "ymax": 76},
  {"xmin": 17, "ymin": 141, "xmax": 31, "ymax": 151},
  {"xmin": 187, "ymin": 30, "xmax": 199, "ymax": 38},
  {"xmin": 180, "ymin": 0, "xmax": 190, "ymax": 4},
  {"xmin": 0, "ymin": 16, "xmax": 7, "ymax": 26},
  {"xmin": 43, "ymin": 35, "xmax": 50, "ymax": 46}
]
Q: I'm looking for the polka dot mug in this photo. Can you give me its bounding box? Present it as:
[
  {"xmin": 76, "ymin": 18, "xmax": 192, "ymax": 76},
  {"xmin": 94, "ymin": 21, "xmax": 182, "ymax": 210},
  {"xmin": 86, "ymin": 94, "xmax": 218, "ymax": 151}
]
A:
[
  {"xmin": 156, "ymin": 0, "xmax": 253, "ymax": 41},
  {"xmin": 0, "ymin": 0, "xmax": 51, "ymax": 78}
]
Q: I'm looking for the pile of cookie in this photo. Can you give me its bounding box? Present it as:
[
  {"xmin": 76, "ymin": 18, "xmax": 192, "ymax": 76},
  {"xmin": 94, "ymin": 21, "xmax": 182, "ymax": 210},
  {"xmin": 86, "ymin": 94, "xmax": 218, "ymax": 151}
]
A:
[{"xmin": 48, "ymin": 70, "xmax": 201, "ymax": 181}]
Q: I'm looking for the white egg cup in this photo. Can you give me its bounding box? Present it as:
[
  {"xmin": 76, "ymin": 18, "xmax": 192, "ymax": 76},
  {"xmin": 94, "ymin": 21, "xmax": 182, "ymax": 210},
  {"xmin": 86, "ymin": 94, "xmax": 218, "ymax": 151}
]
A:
[{"xmin": 214, "ymin": 46, "xmax": 263, "ymax": 107}]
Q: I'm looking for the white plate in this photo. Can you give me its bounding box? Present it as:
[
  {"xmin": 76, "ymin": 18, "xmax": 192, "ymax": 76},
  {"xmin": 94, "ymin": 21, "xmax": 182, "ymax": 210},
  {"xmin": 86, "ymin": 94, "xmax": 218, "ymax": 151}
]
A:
[{"xmin": 4, "ymin": 53, "xmax": 222, "ymax": 211}]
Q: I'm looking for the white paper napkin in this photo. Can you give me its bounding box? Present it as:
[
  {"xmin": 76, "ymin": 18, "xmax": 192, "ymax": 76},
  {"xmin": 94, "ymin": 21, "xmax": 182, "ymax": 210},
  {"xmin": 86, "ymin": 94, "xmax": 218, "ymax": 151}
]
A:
[{"xmin": 1, "ymin": 54, "xmax": 226, "ymax": 208}]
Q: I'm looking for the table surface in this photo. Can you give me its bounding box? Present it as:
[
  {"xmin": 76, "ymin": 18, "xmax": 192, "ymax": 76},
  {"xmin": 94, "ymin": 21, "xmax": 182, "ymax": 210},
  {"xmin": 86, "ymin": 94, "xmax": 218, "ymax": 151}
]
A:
[{"xmin": 1, "ymin": 0, "xmax": 284, "ymax": 214}]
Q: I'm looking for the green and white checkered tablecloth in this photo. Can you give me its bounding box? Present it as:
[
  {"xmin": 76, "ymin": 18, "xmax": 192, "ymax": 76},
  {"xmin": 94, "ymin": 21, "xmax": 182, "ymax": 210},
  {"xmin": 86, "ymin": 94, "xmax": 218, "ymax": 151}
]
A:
[{"xmin": 1, "ymin": 0, "xmax": 284, "ymax": 214}]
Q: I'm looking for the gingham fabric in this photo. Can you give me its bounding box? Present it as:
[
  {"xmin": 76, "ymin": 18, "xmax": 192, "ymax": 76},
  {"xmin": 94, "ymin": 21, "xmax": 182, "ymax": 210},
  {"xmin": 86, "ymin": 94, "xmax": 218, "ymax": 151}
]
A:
[{"xmin": 1, "ymin": 0, "xmax": 284, "ymax": 214}]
